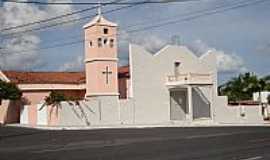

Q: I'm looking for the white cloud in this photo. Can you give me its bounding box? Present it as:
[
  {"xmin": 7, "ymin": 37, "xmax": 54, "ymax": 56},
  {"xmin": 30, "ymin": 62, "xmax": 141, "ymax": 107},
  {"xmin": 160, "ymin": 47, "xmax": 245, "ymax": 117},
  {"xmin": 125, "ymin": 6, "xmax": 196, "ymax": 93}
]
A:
[
  {"xmin": 0, "ymin": 1, "xmax": 78, "ymax": 70},
  {"xmin": 213, "ymin": 49, "xmax": 247, "ymax": 73},
  {"xmin": 117, "ymin": 31, "xmax": 168, "ymax": 66},
  {"xmin": 120, "ymin": 31, "xmax": 167, "ymax": 53},
  {"xmin": 0, "ymin": 34, "xmax": 44, "ymax": 70},
  {"xmin": 131, "ymin": 35, "xmax": 167, "ymax": 53},
  {"xmin": 188, "ymin": 39, "xmax": 247, "ymax": 73},
  {"xmin": 58, "ymin": 56, "xmax": 84, "ymax": 71}
]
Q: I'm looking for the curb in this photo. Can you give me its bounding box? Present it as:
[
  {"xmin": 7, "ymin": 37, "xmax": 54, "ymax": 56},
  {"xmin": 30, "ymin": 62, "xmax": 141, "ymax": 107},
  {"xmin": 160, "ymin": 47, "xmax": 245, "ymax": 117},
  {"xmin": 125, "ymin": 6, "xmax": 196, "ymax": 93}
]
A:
[{"xmin": 6, "ymin": 123, "xmax": 270, "ymax": 131}]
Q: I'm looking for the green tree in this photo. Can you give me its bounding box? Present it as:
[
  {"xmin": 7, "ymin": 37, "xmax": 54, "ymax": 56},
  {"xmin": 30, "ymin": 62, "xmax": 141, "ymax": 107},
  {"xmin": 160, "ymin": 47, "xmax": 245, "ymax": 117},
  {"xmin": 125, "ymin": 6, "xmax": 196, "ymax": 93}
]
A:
[
  {"xmin": 263, "ymin": 75, "xmax": 270, "ymax": 90},
  {"xmin": 219, "ymin": 73, "xmax": 269, "ymax": 102},
  {"xmin": 0, "ymin": 80, "xmax": 22, "ymax": 105}
]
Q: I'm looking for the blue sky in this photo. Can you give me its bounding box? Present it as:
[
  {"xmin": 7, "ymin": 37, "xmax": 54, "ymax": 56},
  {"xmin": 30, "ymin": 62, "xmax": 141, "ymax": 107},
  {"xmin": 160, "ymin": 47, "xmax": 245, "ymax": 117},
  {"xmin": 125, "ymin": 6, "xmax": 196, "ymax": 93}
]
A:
[{"xmin": 0, "ymin": 0, "xmax": 270, "ymax": 84}]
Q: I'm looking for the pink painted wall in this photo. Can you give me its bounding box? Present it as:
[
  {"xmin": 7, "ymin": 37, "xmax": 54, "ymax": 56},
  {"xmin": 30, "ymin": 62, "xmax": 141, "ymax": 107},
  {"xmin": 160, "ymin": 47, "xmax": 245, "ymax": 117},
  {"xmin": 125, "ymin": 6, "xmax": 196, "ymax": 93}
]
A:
[
  {"xmin": 86, "ymin": 61, "xmax": 118, "ymax": 95},
  {"xmin": 28, "ymin": 105, "xmax": 37, "ymax": 126},
  {"xmin": 20, "ymin": 90, "xmax": 84, "ymax": 126},
  {"xmin": 0, "ymin": 100, "xmax": 11, "ymax": 124},
  {"xmin": 22, "ymin": 91, "xmax": 50, "ymax": 105},
  {"xmin": 22, "ymin": 91, "xmax": 50, "ymax": 126},
  {"xmin": 22, "ymin": 91, "xmax": 64, "ymax": 126},
  {"xmin": 0, "ymin": 100, "xmax": 20, "ymax": 124}
]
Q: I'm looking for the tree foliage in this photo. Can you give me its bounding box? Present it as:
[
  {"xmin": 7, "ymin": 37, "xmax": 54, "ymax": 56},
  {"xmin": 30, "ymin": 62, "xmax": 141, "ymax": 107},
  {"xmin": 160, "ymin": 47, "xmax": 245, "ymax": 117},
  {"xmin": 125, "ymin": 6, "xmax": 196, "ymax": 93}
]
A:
[
  {"xmin": 219, "ymin": 73, "xmax": 270, "ymax": 102},
  {"xmin": 43, "ymin": 91, "xmax": 82, "ymax": 106},
  {"xmin": 44, "ymin": 91, "xmax": 67, "ymax": 106},
  {"xmin": 0, "ymin": 80, "xmax": 22, "ymax": 104}
]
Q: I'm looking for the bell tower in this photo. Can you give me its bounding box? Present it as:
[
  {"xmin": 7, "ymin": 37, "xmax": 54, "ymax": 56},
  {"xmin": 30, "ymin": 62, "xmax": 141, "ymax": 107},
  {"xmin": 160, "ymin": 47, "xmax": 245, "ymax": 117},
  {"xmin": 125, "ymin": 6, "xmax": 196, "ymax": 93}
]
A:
[{"xmin": 83, "ymin": 7, "xmax": 119, "ymax": 98}]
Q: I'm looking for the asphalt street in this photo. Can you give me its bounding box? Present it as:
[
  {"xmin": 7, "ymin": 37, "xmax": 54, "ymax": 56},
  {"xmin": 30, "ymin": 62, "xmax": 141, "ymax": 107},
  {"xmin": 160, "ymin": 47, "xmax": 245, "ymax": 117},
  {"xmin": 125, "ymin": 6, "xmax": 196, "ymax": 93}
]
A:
[{"xmin": 0, "ymin": 126, "xmax": 270, "ymax": 160}]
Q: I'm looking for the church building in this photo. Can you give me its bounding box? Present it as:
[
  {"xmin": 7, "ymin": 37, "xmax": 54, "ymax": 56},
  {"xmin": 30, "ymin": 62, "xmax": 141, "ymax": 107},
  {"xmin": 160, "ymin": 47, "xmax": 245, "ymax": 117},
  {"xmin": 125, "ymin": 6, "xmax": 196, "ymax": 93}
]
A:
[{"xmin": 0, "ymin": 10, "xmax": 265, "ymax": 126}]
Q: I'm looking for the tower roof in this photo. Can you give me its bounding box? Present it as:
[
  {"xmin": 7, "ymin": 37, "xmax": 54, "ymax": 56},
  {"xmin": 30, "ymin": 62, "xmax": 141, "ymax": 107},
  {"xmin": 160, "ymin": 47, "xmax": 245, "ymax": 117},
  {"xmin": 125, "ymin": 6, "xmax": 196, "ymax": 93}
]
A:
[{"xmin": 83, "ymin": 15, "xmax": 118, "ymax": 29}]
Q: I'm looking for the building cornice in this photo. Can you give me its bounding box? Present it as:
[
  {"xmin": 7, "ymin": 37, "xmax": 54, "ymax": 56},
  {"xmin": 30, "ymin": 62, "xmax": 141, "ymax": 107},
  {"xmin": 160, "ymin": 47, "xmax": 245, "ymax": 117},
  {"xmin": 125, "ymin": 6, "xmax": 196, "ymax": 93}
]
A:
[
  {"xmin": 18, "ymin": 84, "xmax": 86, "ymax": 91},
  {"xmin": 85, "ymin": 92, "xmax": 119, "ymax": 97},
  {"xmin": 84, "ymin": 58, "xmax": 118, "ymax": 63}
]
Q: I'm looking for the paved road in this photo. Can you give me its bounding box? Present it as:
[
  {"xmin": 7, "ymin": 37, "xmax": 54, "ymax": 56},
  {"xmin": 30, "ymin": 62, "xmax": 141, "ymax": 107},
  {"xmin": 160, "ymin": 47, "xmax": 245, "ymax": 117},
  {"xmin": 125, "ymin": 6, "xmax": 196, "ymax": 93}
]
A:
[{"xmin": 0, "ymin": 126, "xmax": 270, "ymax": 160}]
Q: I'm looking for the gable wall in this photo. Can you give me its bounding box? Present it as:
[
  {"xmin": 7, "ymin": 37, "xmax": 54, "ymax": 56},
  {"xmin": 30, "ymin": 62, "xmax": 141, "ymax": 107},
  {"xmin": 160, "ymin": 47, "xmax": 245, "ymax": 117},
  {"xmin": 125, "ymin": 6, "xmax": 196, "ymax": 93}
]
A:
[{"xmin": 129, "ymin": 44, "xmax": 217, "ymax": 124}]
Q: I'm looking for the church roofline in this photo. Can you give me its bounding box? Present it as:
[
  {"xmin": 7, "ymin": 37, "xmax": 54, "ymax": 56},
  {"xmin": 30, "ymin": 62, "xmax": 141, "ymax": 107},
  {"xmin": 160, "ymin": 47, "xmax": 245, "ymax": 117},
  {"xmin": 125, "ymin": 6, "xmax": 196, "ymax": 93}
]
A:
[{"xmin": 129, "ymin": 43, "xmax": 199, "ymax": 59}]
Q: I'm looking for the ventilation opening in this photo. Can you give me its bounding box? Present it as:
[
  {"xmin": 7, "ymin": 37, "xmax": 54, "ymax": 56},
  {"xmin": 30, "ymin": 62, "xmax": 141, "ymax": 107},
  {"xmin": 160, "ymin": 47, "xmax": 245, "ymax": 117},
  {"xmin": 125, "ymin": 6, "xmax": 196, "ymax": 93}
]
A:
[{"xmin": 104, "ymin": 28, "xmax": 109, "ymax": 34}]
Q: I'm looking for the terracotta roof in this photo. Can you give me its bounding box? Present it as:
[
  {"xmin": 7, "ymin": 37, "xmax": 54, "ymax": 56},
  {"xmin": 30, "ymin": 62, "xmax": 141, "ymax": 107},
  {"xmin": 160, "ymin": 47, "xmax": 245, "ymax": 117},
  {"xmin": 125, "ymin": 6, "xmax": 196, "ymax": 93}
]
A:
[
  {"xmin": 2, "ymin": 66, "xmax": 130, "ymax": 84},
  {"xmin": 118, "ymin": 65, "xmax": 129, "ymax": 73},
  {"xmin": 118, "ymin": 66, "xmax": 130, "ymax": 78},
  {"xmin": 2, "ymin": 71, "xmax": 86, "ymax": 84}
]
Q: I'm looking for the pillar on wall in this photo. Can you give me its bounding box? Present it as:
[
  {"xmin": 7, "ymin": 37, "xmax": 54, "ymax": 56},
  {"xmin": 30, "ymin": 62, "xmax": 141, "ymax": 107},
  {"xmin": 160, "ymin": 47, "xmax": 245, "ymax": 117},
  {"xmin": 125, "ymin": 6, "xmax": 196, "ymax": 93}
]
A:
[{"xmin": 187, "ymin": 86, "xmax": 193, "ymax": 121}]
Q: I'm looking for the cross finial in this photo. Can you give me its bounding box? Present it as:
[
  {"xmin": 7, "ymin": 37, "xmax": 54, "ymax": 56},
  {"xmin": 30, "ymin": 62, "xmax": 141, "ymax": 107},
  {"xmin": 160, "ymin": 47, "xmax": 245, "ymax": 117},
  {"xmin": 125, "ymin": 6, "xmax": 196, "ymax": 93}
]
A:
[{"xmin": 98, "ymin": 1, "xmax": 102, "ymax": 16}]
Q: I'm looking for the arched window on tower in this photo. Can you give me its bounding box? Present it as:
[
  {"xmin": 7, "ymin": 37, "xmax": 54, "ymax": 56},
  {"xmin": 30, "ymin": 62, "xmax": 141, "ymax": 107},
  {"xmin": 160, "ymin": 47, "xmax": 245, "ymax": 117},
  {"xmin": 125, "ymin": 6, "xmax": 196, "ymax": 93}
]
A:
[
  {"xmin": 110, "ymin": 39, "xmax": 114, "ymax": 48},
  {"xmin": 103, "ymin": 38, "xmax": 108, "ymax": 45},
  {"xmin": 89, "ymin": 41, "xmax": 93, "ymax": 47},
  {"xmin": 98, "ymin": 38, "xmax": 102, "ymax": 47}
]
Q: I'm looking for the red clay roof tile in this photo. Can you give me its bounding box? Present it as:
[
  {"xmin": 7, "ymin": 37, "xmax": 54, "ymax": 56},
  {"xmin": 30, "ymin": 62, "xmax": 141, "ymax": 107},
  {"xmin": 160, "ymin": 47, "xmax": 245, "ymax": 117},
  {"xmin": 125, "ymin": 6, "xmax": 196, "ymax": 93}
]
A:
[{"xmin": 3, "ymin": 66, "xmax": 129, "ymax": 84}]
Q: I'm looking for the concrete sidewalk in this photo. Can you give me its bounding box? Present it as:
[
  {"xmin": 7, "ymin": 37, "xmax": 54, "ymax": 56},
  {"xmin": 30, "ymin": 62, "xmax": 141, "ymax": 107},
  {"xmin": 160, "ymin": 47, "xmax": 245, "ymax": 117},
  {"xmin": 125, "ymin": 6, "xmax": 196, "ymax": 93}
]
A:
[{"xmin": 6, "ymin": 120, "xmax": 270, "ymax": 130}]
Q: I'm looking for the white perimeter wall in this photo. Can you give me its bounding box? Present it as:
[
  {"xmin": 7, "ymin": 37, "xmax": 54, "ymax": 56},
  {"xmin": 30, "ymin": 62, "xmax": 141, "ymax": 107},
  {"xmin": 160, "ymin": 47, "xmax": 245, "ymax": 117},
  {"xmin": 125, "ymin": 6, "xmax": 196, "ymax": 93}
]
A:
[
  {"xmin": 214, "ymin": 96, "xmax": 264, "ymax": 124},
  {"xmin": 119, "ymin": 99, "xmax": 134, "ymax": 124},
  {"xmin": 58, "ymin": 96, "xmax": 120, "ymax": 126}
]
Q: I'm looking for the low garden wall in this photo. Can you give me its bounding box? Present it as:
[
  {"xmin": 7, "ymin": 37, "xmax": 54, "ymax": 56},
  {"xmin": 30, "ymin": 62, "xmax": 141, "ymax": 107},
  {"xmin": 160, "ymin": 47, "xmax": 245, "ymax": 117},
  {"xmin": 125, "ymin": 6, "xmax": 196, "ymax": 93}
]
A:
[{"xmin": 214, "ymin": 96, "xmax": 264, "ymax": 124}]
